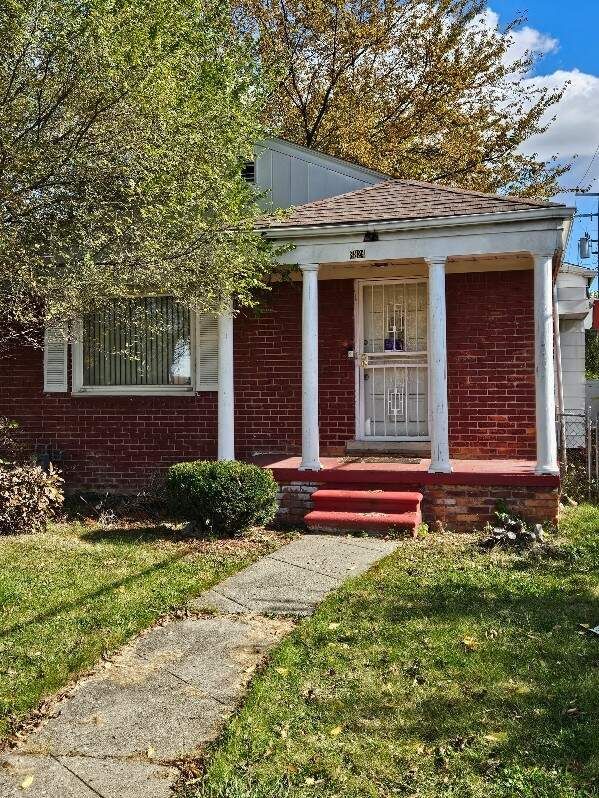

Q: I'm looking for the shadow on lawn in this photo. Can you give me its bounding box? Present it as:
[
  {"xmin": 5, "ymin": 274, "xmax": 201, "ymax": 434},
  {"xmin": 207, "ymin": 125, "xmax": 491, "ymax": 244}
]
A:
[
  {"xmin": 0, "ymin": 542, "xmax": 191, "ymax": 639},
  {"xmin": 329, "ymin": 548, "xmax": 599, "ymax": 791},
  {"xmin": 79, "ymin": 523, "xmax": 190, "ymax": 546}
]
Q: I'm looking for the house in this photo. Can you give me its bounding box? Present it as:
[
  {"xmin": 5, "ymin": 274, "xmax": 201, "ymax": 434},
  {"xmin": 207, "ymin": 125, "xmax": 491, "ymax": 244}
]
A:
[
  {"xmin": 555, "ymin": 263, "xmax": 595, "ymax": 448},
  {"xmin": 587, "ymin": 298, "xmax": 599, "ymax": 420},
  {"xmin": 1, "ymin": 139, "xmax": 575, "ymax": 531}
]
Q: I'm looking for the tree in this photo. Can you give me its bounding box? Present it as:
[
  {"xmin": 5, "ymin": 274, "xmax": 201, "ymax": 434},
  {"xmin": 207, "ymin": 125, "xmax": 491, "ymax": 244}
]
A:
[
  {"xmin": 236, "ymin": 0, "xmax": 569, "ymax": 197},
  {"xmin": 0, "ymin": 0, "xmax": 273, "ymax": 354},
  {"xmin": 586, "ymin": 329, "xmax": 599, "ymax": 380}
]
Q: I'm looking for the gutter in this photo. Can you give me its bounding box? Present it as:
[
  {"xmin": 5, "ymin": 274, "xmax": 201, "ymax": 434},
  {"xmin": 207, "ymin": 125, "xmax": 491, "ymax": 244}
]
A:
[{"xmin": 259, "ymin": 205, "xmax": 576, "ymax": 239}]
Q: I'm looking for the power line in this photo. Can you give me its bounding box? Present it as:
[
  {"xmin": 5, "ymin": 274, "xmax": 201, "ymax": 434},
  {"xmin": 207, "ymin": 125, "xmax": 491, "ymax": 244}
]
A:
[{"xmin": 577, "ymin": 143, "xmax": 599, "ymax": 189}]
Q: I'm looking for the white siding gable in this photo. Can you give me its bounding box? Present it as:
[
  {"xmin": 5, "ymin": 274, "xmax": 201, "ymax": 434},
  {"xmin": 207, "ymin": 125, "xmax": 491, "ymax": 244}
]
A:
[{"xmin": 255, "ymin": 138, "xmax": 386, "ymax": 210}]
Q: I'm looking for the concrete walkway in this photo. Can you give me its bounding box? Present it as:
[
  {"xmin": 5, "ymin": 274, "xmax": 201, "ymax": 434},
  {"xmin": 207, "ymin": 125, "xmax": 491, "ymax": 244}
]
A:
[{"xmin": 0, "ymin": 534, "xmax": 396, "ymax": 798}]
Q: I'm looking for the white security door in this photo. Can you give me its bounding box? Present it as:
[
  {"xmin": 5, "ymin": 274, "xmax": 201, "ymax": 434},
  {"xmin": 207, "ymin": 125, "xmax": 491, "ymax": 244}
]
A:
[{"xmin": 356, "ymin": 280, "xmax": 429, "ymax": 440}]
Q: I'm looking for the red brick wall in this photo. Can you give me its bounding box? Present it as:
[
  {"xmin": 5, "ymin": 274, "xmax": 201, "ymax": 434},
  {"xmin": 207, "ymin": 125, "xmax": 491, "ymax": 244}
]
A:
[
  {"xmin": 276, "ymin": 478, "xmax": 559, "ymax": 530},
  {"xmin": 0, "ymin": 271, "xmax": 536, "ymax": 490},
  {"xmin": 446, "ymin": 270, "xmax": 536, "ymax": 458},
  {"xmin": 0, "ymin": 280, "xmax": 355, "ymax": 490},
  {"xmin": 235, "ymin": 279, "xmax": 355, "ymax": 459},
  {"xmin": 0, "ymin": 348, "xmax": 219, "ymax": 490}
]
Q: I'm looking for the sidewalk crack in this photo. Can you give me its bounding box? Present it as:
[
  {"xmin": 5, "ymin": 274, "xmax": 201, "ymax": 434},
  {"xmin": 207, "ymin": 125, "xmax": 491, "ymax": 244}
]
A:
[
  {"xmin": 50, "ymin": 754, "xmax": 106, "ymax": 798},
  {"xmin": 265, "ymin": 553, "xmax": 339, "ymax": 581}
]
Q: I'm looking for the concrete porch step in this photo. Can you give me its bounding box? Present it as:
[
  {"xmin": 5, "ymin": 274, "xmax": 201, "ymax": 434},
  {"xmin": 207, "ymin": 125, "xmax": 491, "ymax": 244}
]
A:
[
  {"xmin": 345, "ymin": 439, "xmax": 431, "ymax": 457},
  {"xmin": 304, "ymin": 509, "xmax": 422, "ymax": 534},
  {"xmin": 312, "ymin": 489, "xmax": 423, "ymax": 514}
]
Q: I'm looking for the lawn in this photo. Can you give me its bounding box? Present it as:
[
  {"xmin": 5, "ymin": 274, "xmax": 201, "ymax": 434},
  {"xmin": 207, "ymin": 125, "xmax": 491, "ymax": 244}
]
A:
[
  {"xmin": 0, "ymin": 517, "xmax": 283, "ymax": 741},
  {"xmin": 193, "ymin": 505, "xmax": 599, "ymax": 798}
]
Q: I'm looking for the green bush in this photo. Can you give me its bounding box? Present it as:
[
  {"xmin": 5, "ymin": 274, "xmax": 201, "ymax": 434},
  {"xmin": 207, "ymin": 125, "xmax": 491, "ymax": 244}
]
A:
[
  {"xmin": 164, "ymin": 460, "xmax": 279, "ymax": 536},
  {"xmin": 0, "ymin": 463, "xmax": 64, "ymax": 535}
]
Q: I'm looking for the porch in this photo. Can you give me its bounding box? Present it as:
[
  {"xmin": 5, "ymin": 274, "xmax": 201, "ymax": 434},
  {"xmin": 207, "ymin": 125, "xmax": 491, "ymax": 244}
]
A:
[
  {"xmin": 211, "ymin": 180, "xmax": 573, "ymax": 529},
  {"xmin": 254, "ymin": 455, "xmax": 560, "ymax": 532},
  {"xmin": 212, "ymin": 183, "xmax": 574, "ymax": 485}
]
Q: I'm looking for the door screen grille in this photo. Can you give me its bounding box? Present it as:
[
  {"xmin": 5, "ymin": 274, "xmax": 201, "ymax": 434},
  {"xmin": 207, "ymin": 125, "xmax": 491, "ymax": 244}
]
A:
[{"xmin": 359, "ymin": 282, "xmax": 428, "ymax": 439}]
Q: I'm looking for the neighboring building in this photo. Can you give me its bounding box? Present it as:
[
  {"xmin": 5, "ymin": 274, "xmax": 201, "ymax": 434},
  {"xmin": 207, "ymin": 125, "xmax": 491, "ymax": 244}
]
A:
[
  {"xmin": 0, "ymin": 139, "xmax": 575, "ymax": 531},
  {"xmin": 587, "ymin": 299, "xmax": 599, "ymax": 419},
  {"xmin": 556, "ymin": 263, "xmax": 594, "ymax": 447}
]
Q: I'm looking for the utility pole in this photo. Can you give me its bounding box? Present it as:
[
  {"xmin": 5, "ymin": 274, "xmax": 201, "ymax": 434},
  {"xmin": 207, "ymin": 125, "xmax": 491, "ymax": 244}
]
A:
[{"xmin": 575, "ymin": 190, "xmax": 599, "ymax": 287}]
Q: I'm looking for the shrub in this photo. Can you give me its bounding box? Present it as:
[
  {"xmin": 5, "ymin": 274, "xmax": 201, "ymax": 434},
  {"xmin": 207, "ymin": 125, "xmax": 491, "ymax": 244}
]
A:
[
  {"xmin": 0, "ymin": 416, "xmax": 25, "ymax": 462},
  {"xmin": 164, "ymin": 460, "xmax": 279, "ymax": 536},
  {"xmin": 0, "ymin": 462, "xmax": 64, "ymax": 535}
]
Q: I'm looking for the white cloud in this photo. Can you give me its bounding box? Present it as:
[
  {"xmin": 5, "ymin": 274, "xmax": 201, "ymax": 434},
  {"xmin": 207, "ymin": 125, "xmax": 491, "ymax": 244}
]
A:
[
  {"xmin": 521, "ymin": 70, "xmax": 599, "ymax": 190},
  {"xmin": 475, "ymin": 8, "xmax": 559, "ymax": 68},
  {"xmin": 474, "ymin": 9, "xmax": 599, "ymax": 189}
]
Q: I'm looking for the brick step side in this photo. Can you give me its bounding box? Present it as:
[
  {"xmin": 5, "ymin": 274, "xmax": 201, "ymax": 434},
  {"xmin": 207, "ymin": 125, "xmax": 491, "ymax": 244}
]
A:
[
  {"xmin": 312, "ymin": 489, "xmax": 422, "ymax": 514},
  {"xmin": 304, "ymin": 509, "xmax": 422, "ymax": 534}
]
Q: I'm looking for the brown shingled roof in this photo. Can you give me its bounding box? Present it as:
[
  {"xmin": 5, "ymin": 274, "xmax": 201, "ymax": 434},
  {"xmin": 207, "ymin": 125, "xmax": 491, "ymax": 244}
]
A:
[{"xmin": 259, "ymin": 178, "xmax": 561, "ymax": 229}]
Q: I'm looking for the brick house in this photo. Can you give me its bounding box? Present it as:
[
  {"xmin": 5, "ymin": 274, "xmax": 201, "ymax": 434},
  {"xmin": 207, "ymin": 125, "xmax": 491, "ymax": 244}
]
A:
[{"xmin": 1, "ymin": 139, "xmax": 575, "ymax": 531}]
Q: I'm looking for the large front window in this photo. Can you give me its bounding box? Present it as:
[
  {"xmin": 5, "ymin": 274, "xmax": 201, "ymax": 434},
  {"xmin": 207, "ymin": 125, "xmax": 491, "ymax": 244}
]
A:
[{"xmin": 73, "ymin": 297, "xmax": 196, "ymax": 394}]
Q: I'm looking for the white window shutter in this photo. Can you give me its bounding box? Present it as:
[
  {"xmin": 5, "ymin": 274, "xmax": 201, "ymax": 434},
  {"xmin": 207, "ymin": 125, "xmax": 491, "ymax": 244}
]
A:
[
  {"xmin": 43, "ymin": 323, "xmax": 69, "ymax": 392},
  {"xmin": 196, "ymin": 314, "xmax": 219, "ymax": 391}
]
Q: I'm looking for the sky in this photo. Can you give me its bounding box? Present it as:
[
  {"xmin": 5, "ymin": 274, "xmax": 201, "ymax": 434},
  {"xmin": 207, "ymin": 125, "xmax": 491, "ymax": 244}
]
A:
[{"xmin": 488, "ymin": 1, "xmax": 599, "ymax": 269}]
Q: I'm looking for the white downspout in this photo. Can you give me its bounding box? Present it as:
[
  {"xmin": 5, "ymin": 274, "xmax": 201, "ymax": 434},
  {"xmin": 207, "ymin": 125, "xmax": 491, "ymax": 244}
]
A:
[{"xmin": 553, "ymin": 282, "xmax": 566, "ymax": 471}]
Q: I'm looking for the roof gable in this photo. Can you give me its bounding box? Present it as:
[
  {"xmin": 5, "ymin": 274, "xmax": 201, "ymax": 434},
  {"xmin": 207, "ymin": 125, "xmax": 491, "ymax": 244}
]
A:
[{"xmin": 254, "ymin": 139, "xmax": 387, "ymax": 211}]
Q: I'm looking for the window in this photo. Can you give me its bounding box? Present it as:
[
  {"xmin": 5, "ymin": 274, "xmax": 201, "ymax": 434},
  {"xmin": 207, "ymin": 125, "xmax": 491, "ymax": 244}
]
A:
[
  {"xmin": 69, "ymin": 298, "xmax": 218, "ymax": 395},
  {"xmin": 241, "ymin": 159, "xmax": 255, "ymax": 183}
]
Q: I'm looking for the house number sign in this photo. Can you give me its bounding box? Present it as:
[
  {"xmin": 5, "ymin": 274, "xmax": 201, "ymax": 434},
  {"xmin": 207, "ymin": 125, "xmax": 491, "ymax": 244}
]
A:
[{"xmin": 350, "ymin": 249, "xmax": 365, "ymax": 260}]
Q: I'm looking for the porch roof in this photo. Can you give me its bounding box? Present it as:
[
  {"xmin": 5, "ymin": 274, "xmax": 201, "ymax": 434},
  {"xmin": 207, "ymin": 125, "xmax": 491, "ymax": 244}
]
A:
[{"xmin": 258, "ymin": 179, "xmax": 564, "ymax": 231}]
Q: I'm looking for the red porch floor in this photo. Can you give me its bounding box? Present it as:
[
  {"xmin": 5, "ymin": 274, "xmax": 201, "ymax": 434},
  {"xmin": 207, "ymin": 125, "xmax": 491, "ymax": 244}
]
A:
[{"xmin": 252, "ymin": 455, "xmax": 560, "ymax": 489}]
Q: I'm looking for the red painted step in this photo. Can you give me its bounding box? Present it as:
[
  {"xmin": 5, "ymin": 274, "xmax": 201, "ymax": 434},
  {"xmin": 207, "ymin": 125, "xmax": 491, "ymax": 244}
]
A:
[
  {"xmin": 304, "ymin": 509, "xmax": 421, "ymax": 534},
  {"xmin": 305, "ymin": 487, "xmax": 424, "ymax": 534},
  {"xmin": 312, "ymin": 489, "xmax": 422, "ymax": 514}
]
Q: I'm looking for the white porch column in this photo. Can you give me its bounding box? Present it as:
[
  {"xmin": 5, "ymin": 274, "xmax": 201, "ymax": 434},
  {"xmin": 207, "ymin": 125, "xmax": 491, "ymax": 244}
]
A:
[
  {"xmin": 299, "ymin": 263, "xmax": 322, "ymax": 470},
  {"xmin": 426, "ymin": 257, "xmax": 452, "ymax": 474},
  {"xmin": 533, "ymin": 253, "xmax": 559, "ymax": 475},
  {"xmin": 217, "ymin": 308, "xmax": 235, "ymax": 461}
]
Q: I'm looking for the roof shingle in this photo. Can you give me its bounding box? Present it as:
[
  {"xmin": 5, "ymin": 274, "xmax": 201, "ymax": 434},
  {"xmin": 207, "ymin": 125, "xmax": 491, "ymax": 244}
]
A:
[{"xmin": 259, "ymin": 179, "xmax": 562, "ymax": 230}]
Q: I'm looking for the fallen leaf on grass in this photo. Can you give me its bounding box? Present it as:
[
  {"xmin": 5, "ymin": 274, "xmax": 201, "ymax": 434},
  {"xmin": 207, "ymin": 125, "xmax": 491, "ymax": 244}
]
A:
[
  {"xmin": 484, "ymin": 732, "xmax": 508, "ymax": 744},
  {"xmin": 329, "ymin": 726, "xmax": 342, "ymax": 737},
  {"xmin": 275, "ymin": 667, "xmax": 288, "ymax": 676},
  {"xmin": 462, "ymin": 636, "xmax": 479, "ymax": 652},
  {"xmin": 328, "ymin": 622, "xmax": 340, "ymax": 630},
  {"xmin": 563, "ymin": 705, "xmax": 583, "ymax": 719}
]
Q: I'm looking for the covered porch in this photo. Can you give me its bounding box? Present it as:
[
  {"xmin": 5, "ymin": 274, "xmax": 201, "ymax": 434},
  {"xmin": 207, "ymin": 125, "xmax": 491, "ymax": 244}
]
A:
[
  {"xmin": 212, "ymin": 180, "xmax": 573, "ymax": 529},
  {"xmin": 215, "ymin": 194, "xmax": 572, "ymax": 474}
]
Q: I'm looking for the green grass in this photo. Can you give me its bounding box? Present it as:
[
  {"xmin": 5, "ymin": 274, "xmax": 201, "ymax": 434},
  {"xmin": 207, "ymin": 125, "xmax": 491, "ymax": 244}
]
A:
[
  {"xmin": 0, "ymin": 519, "xmax": 282, "ymax": 740},
  {"xmin": 193, "ymin": 506, "xmax": 599, "ymax": 798}
]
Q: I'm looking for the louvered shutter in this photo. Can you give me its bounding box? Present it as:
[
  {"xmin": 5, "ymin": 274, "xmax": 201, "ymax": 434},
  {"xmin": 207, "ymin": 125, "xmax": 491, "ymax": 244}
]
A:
[
  {"xmin": 43, "ymin": 324, "xmax": 68, "ymax": 392},
  {"xmin": 196, "ymin": 314, "xmax": 219, "ymax": 390}
]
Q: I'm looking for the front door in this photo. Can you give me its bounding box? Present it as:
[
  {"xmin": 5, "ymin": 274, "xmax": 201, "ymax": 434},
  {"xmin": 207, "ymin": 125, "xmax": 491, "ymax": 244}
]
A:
[{"xmin": 356, "ymin": 279, "xmax": 429, "ymax": 441}]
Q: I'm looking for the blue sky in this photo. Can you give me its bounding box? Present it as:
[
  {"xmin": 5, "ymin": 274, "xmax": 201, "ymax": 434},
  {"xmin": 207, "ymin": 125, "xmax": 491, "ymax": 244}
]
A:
[
  {"xmin": 493, "ymin": 1, "xmax": 599, "ymax": 77},
  {"xmin": 486, "ymin": 2, "xmax": 599, "ymax": 269}
]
